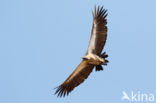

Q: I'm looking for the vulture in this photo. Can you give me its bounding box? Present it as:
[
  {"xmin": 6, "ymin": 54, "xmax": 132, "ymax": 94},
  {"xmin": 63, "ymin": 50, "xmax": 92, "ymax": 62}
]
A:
[{"xmin": 55, "ymin": 6, "xmax": 108, "ymax": 97}]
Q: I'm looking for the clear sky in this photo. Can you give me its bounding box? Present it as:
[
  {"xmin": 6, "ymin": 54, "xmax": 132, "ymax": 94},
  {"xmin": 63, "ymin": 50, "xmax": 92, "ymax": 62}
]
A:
[{"xmin": 0, "ymin": 0, "xmax": 156, "ymax": 103}]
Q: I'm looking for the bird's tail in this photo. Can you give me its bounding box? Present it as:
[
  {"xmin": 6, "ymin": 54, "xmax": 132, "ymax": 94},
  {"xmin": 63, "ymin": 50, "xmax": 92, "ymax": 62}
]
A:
[{"xmin": 95, "ymin": 65, "xmax": 103, "ymax": 71}]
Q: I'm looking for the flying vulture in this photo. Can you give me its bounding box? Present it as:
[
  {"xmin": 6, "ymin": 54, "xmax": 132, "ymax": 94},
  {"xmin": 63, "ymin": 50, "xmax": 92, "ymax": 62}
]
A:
[{"xmin": 55, "ymin": 6, "xmax": 108, "ymax": 97}]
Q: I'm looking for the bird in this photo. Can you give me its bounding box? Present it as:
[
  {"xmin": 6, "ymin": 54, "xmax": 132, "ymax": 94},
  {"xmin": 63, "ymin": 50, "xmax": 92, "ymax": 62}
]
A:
[{"xmin": 55, "ymin": 5, "xmax": 108, "ymax": 97}]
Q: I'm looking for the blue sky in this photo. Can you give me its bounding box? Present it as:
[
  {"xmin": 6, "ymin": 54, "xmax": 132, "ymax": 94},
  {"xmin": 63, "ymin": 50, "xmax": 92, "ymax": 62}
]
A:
[{"xmin": 0, "ymin": 0, "xmax": 156, "ymax": 103}]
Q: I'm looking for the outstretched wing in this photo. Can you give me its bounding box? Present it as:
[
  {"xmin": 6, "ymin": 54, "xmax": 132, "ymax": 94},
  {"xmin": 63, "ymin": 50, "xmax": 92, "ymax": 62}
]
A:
[
  {"xmin": 55, "ymin": 60, "xmax": 94, "ymax": 97},
  {"xmin": 87, "ymin": 6, "xmax": 108, "ymax": 56}
]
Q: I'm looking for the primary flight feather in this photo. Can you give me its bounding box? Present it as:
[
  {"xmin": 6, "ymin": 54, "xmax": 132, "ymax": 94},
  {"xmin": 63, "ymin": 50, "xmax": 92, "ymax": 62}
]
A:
[{"xmin": 55, "ymin": 6, "xmax": 108, "ymax": 97}]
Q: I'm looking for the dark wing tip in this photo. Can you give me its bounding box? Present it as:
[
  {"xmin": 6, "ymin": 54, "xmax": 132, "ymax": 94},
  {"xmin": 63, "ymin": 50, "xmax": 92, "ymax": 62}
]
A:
[
  {"xmin": 54, "ymin": 61, "xmax": 94, "ymax": 98},
  {"xmin": 93, "ymin": 5, "xmax": 108, "ymax": 19},
  {"xmin": 54, "ymin": 85, "xmax": 66, "ymax": 97},
  {"xmin": 54, "ymin": 83, "xmax": 73, "ymax": 98}
]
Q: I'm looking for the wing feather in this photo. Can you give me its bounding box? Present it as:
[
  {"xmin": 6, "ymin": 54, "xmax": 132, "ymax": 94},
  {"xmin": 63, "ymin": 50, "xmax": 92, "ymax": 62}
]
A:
[
  {"xmin": 55, "ymin": 5, "xmax": 108, "ymax": 97},
  {"xmin": 55, "ymin": 60, "xmax": 94, "ymax": 97},
  {"xmin": 87, "ymin": 6, "xmax": 108, "ymax": 55}
]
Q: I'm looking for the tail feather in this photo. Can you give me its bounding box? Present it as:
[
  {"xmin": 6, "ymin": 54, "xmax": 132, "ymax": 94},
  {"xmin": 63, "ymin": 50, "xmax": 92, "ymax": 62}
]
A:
[{"xmin": 95, "ymin": 65, "xmax": 103, "ymax": 71}]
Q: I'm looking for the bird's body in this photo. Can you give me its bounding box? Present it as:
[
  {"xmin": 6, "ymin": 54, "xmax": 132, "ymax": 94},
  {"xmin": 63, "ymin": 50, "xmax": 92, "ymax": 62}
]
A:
[
  {"xmin": 83, "ymin": 53, "xmax": 106, "ymax": 65},
  {"xmin": 55, "ymin": 6, "xmax": 108, "ymax": 97}
]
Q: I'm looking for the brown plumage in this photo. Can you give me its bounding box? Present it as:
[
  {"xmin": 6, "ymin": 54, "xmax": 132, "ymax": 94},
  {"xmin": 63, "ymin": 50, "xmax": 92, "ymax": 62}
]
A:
[
  {"xmin": 87, "ymin": 6, "xmax": 107, "ymax": 56},
  {"xmin": 55, "ymin": 60, "xmax": 94, "ymax": 97},
  {"xmin": 55, "ymin": 6, "xmax": 108, "ymax": 97}
]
